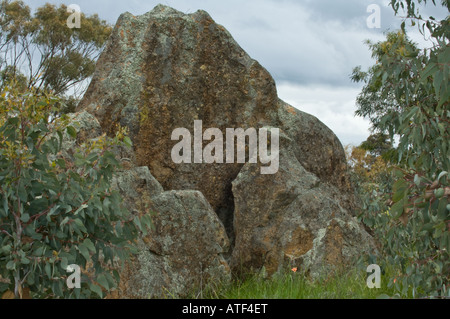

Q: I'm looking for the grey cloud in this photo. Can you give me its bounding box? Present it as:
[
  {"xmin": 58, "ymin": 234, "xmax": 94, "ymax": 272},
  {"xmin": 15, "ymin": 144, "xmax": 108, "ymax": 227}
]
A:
[
  {"xmin": 277, "ymin": 82, "xmax": 372, "ymax": 145},
  {"xmin": 26, "ymin": 0, "xmax": 405, "ymax": 87},
  {"xmin": 303, "ymin": 0, "xmax": 372, "ymax": 22}
]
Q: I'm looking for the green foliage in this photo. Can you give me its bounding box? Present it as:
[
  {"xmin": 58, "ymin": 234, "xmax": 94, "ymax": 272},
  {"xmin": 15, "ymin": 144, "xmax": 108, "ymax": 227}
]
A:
[
  {"xmin": 0, "ymin": 82, "xmax": 151, "ymax": 299},
  {"xmin": 352, "ymin": 0, "xmax": 449, "ymax": 298},
  {"xmin": 346, "ymin": 143, "xmax": 393, "ymax": 231},
  {"xmin": 0, "ymin": 0, "xmax": 112, "ymax": 97},
  {"xmin": 359, "ymin": 133, "xmax": 397, "ymax": 162}
]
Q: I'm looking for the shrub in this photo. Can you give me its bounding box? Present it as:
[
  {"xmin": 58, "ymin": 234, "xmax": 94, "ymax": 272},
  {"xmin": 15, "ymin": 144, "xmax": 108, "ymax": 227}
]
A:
[
  {"xmin": 351, "ymin": 0, "xmax": 449, "ymax": 298},
  {"xmin": 0, "ymin": 82, "xmax": 151, "ymax": 298}
]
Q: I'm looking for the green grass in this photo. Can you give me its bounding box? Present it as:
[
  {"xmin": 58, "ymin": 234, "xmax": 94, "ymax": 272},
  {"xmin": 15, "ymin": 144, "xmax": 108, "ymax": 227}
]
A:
[{"xmin": 198, "ymin": 267, "xmax": 401, "ymax": 299}]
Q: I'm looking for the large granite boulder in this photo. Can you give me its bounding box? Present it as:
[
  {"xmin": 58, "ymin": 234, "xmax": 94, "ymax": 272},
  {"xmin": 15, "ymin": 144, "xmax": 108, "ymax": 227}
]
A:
[
  {"xmin": 78, "ymin": 5, "xmax": 354, "ymax": 237},
  {"xmin": 75, "ymin": 4, "xmax": 376, "ymax": 295}
]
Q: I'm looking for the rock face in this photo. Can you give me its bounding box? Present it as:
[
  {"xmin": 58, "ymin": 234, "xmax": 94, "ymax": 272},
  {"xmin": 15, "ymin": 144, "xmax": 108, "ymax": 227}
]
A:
[
  {"xmin": 112, "ymin": 170, "xmax": 231, "ymax": 298},
  {"xmin": 76, "ymin": 4, "xmax": 376, "ymax": 296},
  {"xmin": 66, "ymin": 113, "xmax": 231, "ymax": 299},
  {"xmin": 231, "ymin": 133, "xmax": 375, "ymax": 277},
  {"xmin": 78, "ymin": 5, "xmax": 354, "ymax": 234}
]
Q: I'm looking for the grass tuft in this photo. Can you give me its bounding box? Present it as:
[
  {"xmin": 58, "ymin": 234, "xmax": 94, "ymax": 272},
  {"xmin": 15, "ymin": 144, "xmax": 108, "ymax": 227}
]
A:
[{"xmin": 195, "ymin": 267, "xmax": 403, "ymax": 299}]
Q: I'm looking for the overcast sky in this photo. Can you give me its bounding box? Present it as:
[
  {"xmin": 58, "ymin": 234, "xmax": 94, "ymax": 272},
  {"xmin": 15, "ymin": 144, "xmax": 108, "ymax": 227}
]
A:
[{"xmin": 24, "ymin": 0, "xmax": 447, "ymax": 145}]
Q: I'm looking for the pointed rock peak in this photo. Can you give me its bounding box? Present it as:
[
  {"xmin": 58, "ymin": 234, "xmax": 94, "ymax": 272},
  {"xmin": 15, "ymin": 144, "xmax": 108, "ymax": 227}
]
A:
[
  {"xmin": 149, "ymin": 4, "xmax": 184, "ymax": 16},
  {"xmin": 140, "ymin": 4, "xmax": 214, "ymax": 23},
  {"xmin": 191, "ymin": 9, "xmax": 214, "ymax": 21}
]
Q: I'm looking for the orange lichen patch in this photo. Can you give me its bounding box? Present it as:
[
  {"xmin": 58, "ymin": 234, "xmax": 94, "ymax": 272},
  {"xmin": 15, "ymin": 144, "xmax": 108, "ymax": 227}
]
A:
[
  {"xmin": 284, "ymin": 227, "xmax": 314, "ymax": 259},
  {"xmin": 120, "ymin": 30, "xmax": 125, "ymax": 38},
  {"xmin": 220, "ymin": 259, "xmax": 231, "ymax": 272},
  {"xmin": 264, "ymin": 250, "xmax": 282, "ymax": 275},
  {"xmin": 286, "ymin": 105, "xmax": 297, "ymax": 115},
  {"xmin": 324, "ymin": 220, "xmax": 344, "ymax": 266},
  {"xmin": 127, "ymin": 30, "xmax": 135, "ymax": 47}
]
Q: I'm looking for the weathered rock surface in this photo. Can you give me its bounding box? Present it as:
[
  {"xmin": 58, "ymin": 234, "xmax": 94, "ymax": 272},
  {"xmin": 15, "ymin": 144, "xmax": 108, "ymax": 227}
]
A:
[
  {"xmin": 78, "ymin": 5, "xmax": 355, "ymax": 236},
  {"xmin": 75, "ymin": 4, "xmax": 376, "ymax": 296},
  {"xmin": 276, "ymin": 100, "xmax": 355, "ymax": 212},
  {"xmin": 231, "ymin": 132, "xmax": 375, "ymax": 277},
  {"xmin": 112, "ymin": 184, "xmax": 231, "ymax": 299},
  {"xmin": 67, "ymin": 112, "xmax": 231, "ymax": 299}
]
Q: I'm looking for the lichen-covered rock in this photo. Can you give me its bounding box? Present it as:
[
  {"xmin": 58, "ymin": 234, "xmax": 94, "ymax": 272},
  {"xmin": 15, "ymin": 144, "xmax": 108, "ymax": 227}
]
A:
[
  {"xmin": 68, "ymin": 111, "xmax": 103, "ymax": 142},
  {"xmin": 64, "ymin": 111, "xmax": 230, "ymax": 299},
  {"xmin": 78, "ymin": 4, "xmax": 356, "ymax": 238},
  {"xmin": 110, "ymin": 165, "xmax": 230, "ymax": 299},
  {"xmin": 231, "ymin": 132, "xmax": 376, "ymax": 277},
  {"xmin": 111, "ymin": 166, "xmax": 163, "ymax": 213},
  {"xmin": 76, "ymin": 4, "xmax": 375, "ymax": 291},
  {"xmin": 114, "ymin": 190, "xmax": 231, "ymax": 299},
  {"xmin": 276, "ymin": 100, "xmax": 355, "ymax": 212}
]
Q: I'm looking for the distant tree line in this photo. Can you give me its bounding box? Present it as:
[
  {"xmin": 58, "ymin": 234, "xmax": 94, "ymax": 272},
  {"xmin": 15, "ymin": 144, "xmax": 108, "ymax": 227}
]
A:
[{"xmin": 0, "ymin": 0, "xmax": 111, "ymax": 112}]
